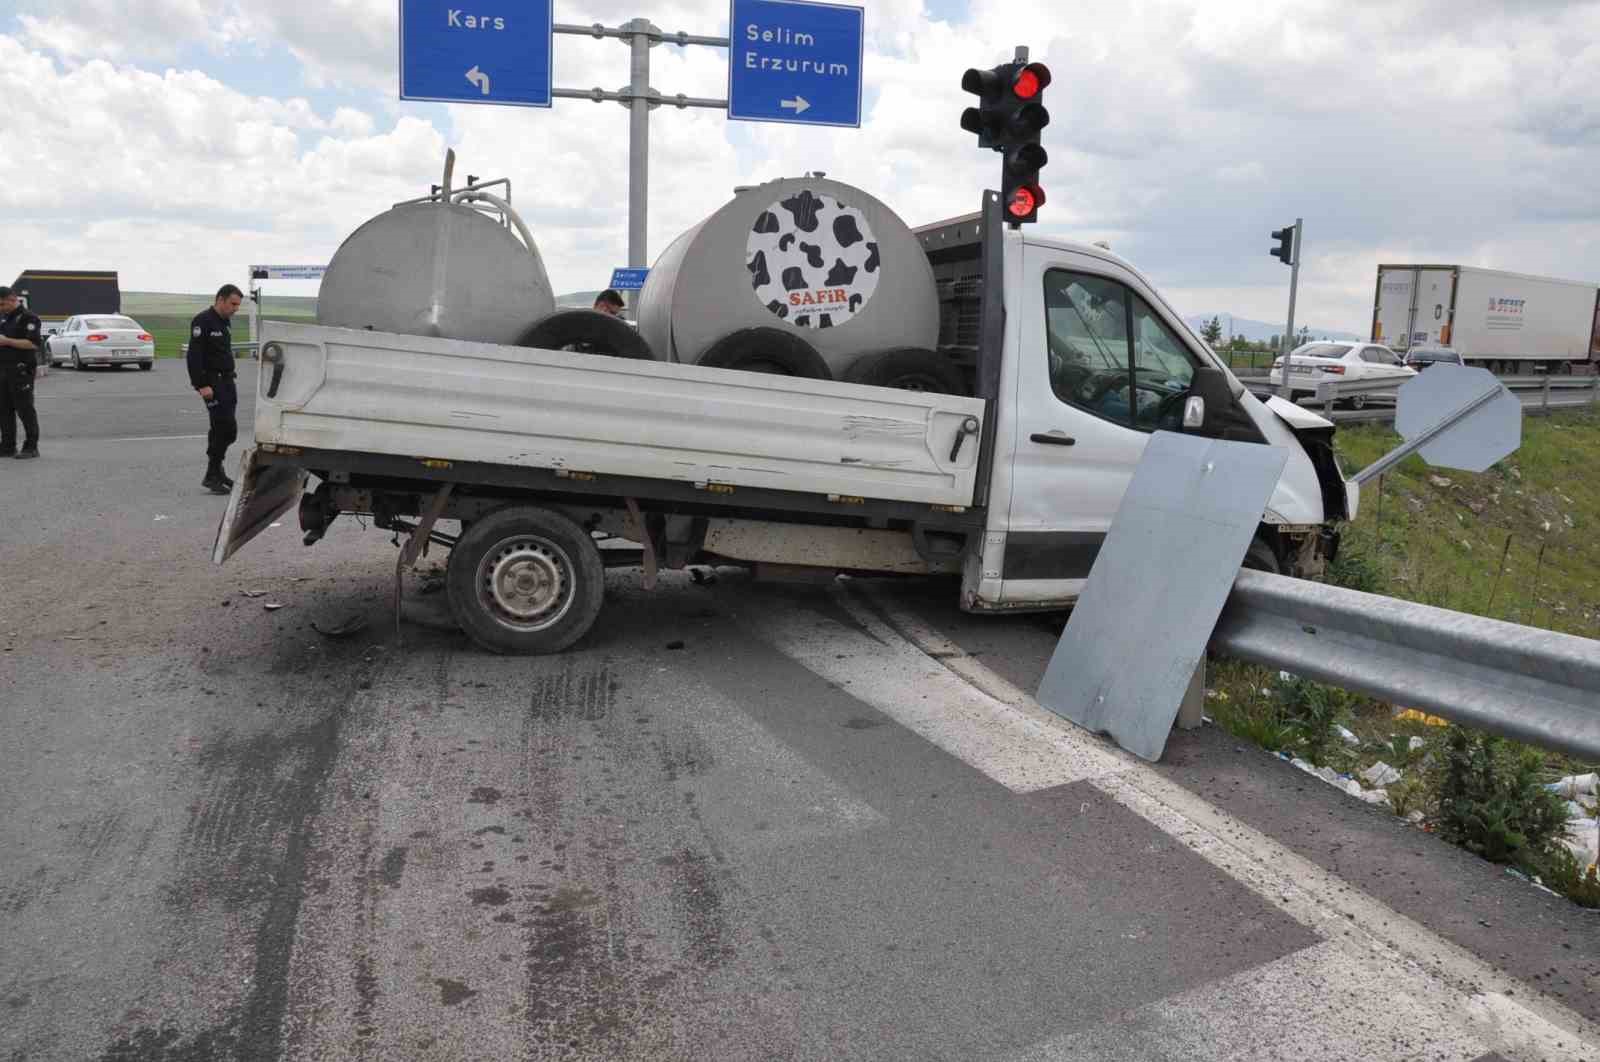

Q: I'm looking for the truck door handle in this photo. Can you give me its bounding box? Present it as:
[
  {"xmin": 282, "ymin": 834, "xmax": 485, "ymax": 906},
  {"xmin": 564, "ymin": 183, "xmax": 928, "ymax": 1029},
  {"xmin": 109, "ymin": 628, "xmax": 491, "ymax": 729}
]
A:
[{"xmin": 1030, "ymin": 432, "xmax": 1076, "ymax": 447}]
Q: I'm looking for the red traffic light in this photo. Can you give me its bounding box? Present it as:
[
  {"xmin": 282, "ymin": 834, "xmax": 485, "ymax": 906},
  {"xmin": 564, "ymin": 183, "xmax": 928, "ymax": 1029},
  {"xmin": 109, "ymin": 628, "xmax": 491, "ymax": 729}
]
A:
[
  {"xmin": 1007, "ymin": 185, "xmax": 1044, "ymax": 219},
  {"xmin": 1011, "ymin": 63, "xmax": 1051, "ymax": 100}
]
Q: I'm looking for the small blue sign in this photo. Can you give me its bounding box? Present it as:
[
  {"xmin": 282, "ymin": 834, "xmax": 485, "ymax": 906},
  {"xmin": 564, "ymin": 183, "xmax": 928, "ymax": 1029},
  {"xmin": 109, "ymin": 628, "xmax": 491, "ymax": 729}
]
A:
[
  {"xmin": 727, "ymin": 0, "xmax": 864, "ymax": 128},
  {"xmin": 609, "ymin": 268, "xmax": 650, "ymax": 291},
  {"xmin": 399, "ymin": 0, "xmax": 553, "ymax": 108}
]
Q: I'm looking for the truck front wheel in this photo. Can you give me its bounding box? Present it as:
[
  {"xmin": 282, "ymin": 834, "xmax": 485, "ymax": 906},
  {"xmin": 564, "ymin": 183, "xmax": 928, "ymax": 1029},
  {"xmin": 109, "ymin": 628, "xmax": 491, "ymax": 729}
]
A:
[{"xmin": 446, "ymin": 506, "xmax": 605, "ymax": 654}]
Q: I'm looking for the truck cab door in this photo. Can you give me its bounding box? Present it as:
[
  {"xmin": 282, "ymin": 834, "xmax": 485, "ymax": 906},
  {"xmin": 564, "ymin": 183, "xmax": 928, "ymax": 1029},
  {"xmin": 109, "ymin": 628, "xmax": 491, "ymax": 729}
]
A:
[{"xmin": 986, "ymin": 246, "xmax": 1208, "ymax": 609}]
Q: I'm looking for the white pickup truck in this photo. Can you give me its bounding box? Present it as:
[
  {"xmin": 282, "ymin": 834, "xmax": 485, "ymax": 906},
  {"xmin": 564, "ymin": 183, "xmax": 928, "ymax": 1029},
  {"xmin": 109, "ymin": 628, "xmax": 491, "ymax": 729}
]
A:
[{"xmin": 215, "ymin": 199, "xmax": 1354, "ymax": 654}]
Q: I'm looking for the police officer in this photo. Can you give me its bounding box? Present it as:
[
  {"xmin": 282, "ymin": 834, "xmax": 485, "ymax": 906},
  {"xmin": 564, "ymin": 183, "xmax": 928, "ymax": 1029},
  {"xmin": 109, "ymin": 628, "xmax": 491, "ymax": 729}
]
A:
[
  {"xmin": 0, "ymin": 285, "xmax": 42, "ymax": 459},
  {"xmin": 592, "ymin": 289, "xmax": 625, "ymax": 317},
  {"xmin": 187, "ymin": 284, "xmax": 244, "ymax": 494}
]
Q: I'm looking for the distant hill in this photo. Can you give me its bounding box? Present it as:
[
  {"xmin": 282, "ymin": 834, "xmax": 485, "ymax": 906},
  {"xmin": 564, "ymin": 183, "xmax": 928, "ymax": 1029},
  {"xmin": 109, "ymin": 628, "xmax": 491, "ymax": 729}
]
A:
[
  {"xmin": 123, "ymin": 291, "xmax": 318, "ymax": 317},
  {"xmin": 1183, "ymin": 313, "xmax": 1363, "ymax": 344}
]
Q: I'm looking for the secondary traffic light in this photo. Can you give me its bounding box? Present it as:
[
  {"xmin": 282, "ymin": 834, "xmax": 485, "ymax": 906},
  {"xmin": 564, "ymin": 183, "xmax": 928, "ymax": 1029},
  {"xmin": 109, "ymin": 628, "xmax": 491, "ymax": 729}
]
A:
[
  {"xmin": 1002, "ymin": 142, "xmax": 1047, "ymax": 223},
  {"xmin": 1270, "ymin": 225, "xmax": 1295, "ymax": 265},
  {"xmin": 962, "ymin": 60, "xmax": 1052, "ymax": 224}
]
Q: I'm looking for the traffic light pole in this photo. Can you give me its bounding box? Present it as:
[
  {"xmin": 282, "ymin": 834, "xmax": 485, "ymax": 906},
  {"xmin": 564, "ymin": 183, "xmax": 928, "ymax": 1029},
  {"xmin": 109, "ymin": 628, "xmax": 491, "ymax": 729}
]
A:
[
  {"xmin": 553, "ymin": 20, "xmax": 731, "ymax": 270},
  {"xmin": 1278, "ymin": 218, "xmax": 1303, "ymax": 398}
]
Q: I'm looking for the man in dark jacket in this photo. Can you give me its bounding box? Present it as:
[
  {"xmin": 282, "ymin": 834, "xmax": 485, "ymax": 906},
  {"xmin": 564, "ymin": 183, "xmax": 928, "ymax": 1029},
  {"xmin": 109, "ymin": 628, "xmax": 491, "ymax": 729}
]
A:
[
  {"xmin": 0, "ymin": 286, "xmax": 42, "ymax": 458},
  {"xmin": 187, "ymin": 284, "xmax": 244, "ymax": 494}
]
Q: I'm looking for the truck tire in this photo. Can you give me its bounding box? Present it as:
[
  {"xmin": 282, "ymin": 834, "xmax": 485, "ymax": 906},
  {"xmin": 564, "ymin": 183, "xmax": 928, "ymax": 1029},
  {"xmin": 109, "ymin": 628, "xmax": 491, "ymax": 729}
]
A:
[
  {"xmin": 518, "ymin": 309, "xmax": 656, "ymax": 360},
  {"xmin": 843, "ymin": 347, "xmax": 970, "ymax": 395},
  {"xmin": 695, "ymin": 327, "xmax": 831, "ymax": 379},
  {"xmin": 1242, "ymin": 535, "xmax": 1282, "ymax": 575},
  {"xmin": 446, "ymin": 505, "xmax": 605, "ymax": 655}
]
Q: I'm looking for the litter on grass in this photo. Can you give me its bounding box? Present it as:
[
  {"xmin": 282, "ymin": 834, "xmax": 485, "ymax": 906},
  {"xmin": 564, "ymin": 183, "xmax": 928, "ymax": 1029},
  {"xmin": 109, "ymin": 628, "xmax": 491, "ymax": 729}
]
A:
[
  {"xmin": 1395, "ymin": 708, "xmax": 1449, "ymax": 726},
  {"xmin": 1547, "ymin": 773, "xmax": 1598, "ymax": 800},
  {"xmin": 1362, "ymin": 761, "xmax": 1403, "ymax": 787}
]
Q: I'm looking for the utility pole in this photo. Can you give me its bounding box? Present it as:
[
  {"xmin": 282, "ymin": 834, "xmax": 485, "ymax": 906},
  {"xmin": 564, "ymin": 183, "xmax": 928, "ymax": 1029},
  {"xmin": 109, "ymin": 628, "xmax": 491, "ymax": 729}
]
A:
[{"xmin": 552, "ymin": 21, "xmax": 731, "ymax": 269}]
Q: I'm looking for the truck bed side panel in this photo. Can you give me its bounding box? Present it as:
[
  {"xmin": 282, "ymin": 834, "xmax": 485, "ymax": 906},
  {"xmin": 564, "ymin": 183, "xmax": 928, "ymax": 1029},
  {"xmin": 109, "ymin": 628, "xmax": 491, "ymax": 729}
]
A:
[{"xmin": 255, "ymin": 323, "xmax": 986, "ymax": 507}]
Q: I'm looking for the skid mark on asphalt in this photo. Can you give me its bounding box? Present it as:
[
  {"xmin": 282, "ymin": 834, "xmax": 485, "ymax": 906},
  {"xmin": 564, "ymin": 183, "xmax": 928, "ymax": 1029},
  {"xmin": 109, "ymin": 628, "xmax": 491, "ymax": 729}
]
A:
[
  {"xmin": 275, "ymin": 645, "xmax": 863, "ymax": 1060},
  {"xmin": 0, "ymin": 807, "xmax": 134, "ymax": 915}
]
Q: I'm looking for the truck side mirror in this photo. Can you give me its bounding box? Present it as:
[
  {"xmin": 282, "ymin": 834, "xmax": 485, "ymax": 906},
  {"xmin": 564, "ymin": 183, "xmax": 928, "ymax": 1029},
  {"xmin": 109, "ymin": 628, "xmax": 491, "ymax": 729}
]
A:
[{"xmin": 1183, "ymin": 395, "xmax": 1206, "ymax": 428}]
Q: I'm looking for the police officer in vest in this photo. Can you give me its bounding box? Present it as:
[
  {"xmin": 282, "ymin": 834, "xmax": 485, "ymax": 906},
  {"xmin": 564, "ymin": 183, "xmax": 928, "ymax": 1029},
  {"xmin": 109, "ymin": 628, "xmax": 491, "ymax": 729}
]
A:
[
  {"xmin": 187, "ymin": 284, "xmax": 244, "ymax": 494},
  {"xmin": 0, "ymin": 285, "xmax": 42, "ymax": 459}
]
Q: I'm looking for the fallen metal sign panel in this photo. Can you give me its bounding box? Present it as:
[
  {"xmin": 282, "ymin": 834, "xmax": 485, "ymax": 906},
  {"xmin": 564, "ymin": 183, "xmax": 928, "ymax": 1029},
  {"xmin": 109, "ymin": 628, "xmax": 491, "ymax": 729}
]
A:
[
  {"xmin": 212, "ymin": 448, "xmax": 307, "ymax": 565},
  {"xmin": 1036, "ymin": 431, "xmax": 1286, "ymax": 762},
  {"xmin": 1395, "ymin": 363, "xmax": 1521, "ymax": 473}
]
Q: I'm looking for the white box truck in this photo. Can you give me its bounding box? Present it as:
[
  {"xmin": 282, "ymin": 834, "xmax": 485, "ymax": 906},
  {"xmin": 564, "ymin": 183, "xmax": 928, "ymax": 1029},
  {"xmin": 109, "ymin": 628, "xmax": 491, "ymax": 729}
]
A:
[{"xmin": 1372, "ymin": 264, "xmax": 1600, "ymax": 374}]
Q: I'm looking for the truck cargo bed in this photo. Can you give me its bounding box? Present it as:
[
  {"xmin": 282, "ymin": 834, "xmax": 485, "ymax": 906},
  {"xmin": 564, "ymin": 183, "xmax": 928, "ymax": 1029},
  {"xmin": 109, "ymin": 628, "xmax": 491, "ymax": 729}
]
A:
[{"xmin": 254, "ymin": 323, "xmax": 987, "ymax": 508}]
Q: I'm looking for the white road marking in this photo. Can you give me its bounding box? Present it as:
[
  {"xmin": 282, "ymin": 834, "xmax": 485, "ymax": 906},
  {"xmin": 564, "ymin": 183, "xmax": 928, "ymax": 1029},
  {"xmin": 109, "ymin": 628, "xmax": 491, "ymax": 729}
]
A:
[
  {"xmin": 102, "ymin": 434, "xmax": 208, "ymax": 442},
  {"xmin": 845, "ymin": 583, "xmax": 1600, "ymax": 1061},
  {"xmin": 1004, "ymin": 941, "xmax": 1484, "ymax": 1061},
  {"xmin": 748, "ymin": 596, "xmax": 1125, "ymax": 793}
]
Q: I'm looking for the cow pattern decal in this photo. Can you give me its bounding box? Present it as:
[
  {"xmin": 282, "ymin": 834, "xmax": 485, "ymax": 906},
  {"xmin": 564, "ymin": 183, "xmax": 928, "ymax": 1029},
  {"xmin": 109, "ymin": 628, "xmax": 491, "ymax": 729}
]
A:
[{"xmin": 747, "ymin": 191, "xmax": 881, "ymax": 328}]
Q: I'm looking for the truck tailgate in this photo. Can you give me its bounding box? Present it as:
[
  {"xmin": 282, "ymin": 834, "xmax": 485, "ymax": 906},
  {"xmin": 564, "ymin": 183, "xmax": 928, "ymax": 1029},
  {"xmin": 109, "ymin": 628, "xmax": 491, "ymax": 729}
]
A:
[{"xmin": 254, "ymin": 323, "xmax": 987, "ymax": 507}]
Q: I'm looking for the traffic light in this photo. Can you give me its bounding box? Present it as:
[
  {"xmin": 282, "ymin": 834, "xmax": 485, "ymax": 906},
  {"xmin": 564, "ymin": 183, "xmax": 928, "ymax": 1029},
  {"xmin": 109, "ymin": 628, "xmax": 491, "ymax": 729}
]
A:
[
  {"xmin": 1002, "ymin": 142, "xmax": 1047, "ymax": 224},
  {"xmin": 961, "ymin": 60, "xmax": 1052, "ymax": 225},
  {"xmin": 1270, "ymin": 225, "xmax": 1295, "ymax": 265}
]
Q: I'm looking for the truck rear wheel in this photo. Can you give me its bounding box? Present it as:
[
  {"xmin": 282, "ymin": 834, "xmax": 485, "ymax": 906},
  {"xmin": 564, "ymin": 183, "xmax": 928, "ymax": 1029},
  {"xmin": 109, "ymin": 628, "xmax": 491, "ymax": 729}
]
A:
[
  {"xmin": 695, "ymin": 327, "xmax": 831, "ymax": 379},
  {"xmin": 446, "ymin": 506, "xmax": 605, "ymax": 654},
  {"xmin": 518, "ymin": 309, "xmax": 656, "ymax": 360},
  {"xmin": 843, "ymin": 347, "xmax": 970, "ymax": 395}
]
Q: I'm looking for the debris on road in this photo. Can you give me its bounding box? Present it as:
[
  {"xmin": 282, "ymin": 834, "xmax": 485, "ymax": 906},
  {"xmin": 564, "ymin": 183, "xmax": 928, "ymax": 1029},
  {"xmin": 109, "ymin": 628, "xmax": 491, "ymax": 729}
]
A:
[
  {"xmin": 264, "ymin": 602, "xmax": 288, "ymax": 612},
  {"xmin": 312, "ymin": 615, "xmax": 370, "ymax": 639},
  {"xmin": 241, "ymin": 589, "xmax": 268, "ymax": 598}
]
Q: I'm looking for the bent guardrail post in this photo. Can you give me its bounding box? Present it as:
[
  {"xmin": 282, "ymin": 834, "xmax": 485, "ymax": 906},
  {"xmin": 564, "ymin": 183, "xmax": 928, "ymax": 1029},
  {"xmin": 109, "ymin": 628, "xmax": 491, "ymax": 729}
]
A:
[{"xmin": 1213, "ymin": 570, "xmax": 1600, "ymax": 761}]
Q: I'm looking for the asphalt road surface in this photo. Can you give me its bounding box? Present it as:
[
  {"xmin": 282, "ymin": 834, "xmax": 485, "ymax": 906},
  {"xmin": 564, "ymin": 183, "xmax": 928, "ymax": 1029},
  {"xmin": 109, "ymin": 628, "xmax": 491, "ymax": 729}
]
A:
[{"xmin": 3, "ymin": 363, "xmax": 1597, "ymax": 1060}]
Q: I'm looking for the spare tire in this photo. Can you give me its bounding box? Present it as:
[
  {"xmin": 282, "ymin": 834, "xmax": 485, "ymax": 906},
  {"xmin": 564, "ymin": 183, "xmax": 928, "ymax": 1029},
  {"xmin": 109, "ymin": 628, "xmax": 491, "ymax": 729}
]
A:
[
  {"xmin": 694, "ymin": 327, "xmax": 831, "ymax": 379},
  {"xmin": 843, "ymin": 347, "xmax": 970, "ymax": 395},
  {"xmin": 518, "ymin": 309, "xmax": 655, "ymax": 360}
]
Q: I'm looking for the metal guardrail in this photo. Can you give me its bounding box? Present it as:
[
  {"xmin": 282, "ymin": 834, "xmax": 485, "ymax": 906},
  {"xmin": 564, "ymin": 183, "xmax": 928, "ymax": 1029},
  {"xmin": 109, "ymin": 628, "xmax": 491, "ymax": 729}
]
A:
[
  {"xmin": 1214, "ymin": 570, "xmax": 1600, "ymax": 760},
  {"xmin": 1240, "ymin": 372, "xmax": 1600, "ymax": 424}
]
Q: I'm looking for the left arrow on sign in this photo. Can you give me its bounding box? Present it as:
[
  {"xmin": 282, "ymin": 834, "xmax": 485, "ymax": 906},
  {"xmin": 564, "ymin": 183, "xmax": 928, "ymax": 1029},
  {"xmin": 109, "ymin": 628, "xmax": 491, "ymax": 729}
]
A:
[
  {"xmin": 780, "ymin": 96, "xmax": 811, "ymax": 114},
  {"xmin": 465, "ymin": 65, "xmax": 491, "ymax": 95}
]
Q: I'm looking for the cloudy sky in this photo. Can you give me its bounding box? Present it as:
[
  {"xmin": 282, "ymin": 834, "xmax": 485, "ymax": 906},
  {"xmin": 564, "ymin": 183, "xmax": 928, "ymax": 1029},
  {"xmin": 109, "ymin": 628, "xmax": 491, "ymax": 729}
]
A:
[{"xmin": 1, "ymin": 0, "xmax": 1596, "ymax": 332}]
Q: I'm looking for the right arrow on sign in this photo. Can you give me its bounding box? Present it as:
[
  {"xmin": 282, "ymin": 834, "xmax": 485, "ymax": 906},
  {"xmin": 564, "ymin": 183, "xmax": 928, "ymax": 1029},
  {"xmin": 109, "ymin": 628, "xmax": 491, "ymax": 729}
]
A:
[
  {"xmin": 1351, "ymin": 364, "xmax": 1522, "ymax": 485},
  {"xmin": 780, "ymin": 96, "xmax": 810, "ymax": 114}
]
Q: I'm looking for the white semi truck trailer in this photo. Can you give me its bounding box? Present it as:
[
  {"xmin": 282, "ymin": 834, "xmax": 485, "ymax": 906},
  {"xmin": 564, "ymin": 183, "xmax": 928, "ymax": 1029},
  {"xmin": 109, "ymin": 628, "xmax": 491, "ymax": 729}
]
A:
[{"xmin": 1372, "ymin": 264, "xmax": 1600, "ymax": 374}]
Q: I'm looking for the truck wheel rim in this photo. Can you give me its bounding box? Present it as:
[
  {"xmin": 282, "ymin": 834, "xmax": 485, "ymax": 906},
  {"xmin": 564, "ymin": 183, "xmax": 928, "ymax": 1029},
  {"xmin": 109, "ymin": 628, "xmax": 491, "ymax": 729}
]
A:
[{"xmin": 477, "ymin": 536, "xmax": 575, "ymax": 631}]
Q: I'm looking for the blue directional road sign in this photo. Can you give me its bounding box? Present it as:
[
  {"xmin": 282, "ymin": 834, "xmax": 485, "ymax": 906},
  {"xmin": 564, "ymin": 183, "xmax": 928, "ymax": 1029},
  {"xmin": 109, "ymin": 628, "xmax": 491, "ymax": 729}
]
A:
[
  {"xmin": 399, "ymin": 0, "xmax": 554, "ymax": 108},
  {"xmin": 609, "ymin": 268, "xmax": 650, "ymax": 291},
  {"xmin": 727, "ymin": 0, "xmax": 864, "ymax": 128}
]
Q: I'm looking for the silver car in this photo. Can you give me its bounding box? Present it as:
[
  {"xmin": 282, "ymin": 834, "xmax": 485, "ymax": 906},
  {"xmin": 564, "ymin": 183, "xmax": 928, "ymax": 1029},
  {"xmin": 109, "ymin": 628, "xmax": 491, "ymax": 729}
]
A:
[{"xmin": 45, "ymin": 315, "xmax": 156, "ymax": 371}]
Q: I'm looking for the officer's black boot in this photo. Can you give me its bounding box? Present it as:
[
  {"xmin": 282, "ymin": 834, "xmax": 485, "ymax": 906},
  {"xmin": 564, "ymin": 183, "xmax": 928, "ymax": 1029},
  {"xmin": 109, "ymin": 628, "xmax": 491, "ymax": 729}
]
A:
[{"xmin": 202, "ymin": 460, "xmax": 229, "ymax": 494}]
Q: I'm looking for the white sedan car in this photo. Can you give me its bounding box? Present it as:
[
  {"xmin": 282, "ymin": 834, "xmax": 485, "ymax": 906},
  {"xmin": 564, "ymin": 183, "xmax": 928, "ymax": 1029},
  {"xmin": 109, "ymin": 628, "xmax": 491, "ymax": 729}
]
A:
[
  {"xmin": 1271, "ymin": 341, "xmax": 1415, "ymax": 408},
  {"xmin": 45, "ymin": 314, "xmax": 156, "ymax": 371}
]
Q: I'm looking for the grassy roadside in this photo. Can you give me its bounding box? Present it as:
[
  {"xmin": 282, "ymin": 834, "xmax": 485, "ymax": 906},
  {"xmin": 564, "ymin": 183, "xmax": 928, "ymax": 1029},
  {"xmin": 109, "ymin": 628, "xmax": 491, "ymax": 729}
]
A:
[{"xmin": 1210, "ymin": 407, "xmax": 1600, "ymax": 907}]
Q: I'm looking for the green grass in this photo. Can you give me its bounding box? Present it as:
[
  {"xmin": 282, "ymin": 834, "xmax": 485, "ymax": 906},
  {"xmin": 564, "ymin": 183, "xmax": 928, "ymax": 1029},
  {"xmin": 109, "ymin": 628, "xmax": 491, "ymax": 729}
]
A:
[
  {"xmin": 1207, "ymin": 407, "xmax": 1600, "ymax": 905},
  {"xmin": 116, "ymin": 292, "xmax": 318, "ymax": 358}
]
